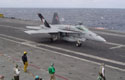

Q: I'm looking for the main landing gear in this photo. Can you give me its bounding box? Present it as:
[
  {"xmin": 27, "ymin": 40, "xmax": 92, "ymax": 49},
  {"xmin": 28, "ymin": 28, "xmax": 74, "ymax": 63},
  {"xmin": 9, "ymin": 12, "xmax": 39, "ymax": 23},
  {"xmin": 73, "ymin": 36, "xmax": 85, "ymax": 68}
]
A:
[
  {"xmin": 76, "ymin": 40, "xmax": 82, "ymax": 47},
  {"xmin": 50, "ymin": 35, "xmax": 58, "ymax": 42}
]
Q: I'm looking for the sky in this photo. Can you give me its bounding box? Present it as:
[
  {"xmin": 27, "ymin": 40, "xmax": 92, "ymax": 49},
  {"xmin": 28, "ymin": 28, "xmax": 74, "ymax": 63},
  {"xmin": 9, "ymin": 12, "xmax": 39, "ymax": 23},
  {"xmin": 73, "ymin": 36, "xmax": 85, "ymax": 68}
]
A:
[{"xmin": 0, "ymin": 0, "xmax": 125, "ymax": 8}]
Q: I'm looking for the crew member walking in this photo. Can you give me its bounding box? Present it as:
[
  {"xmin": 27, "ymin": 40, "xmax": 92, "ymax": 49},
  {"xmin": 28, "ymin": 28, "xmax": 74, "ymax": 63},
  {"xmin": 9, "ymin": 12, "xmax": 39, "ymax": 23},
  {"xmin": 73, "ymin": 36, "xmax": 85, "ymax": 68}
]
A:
[
  {"xmin": 100, "ymin": 63, "xmax": 106, "ymax": 80},
  {"xmin": 48, "ymin": 63, "xmax": 56, "ymax": 80},
  {"xmin": 97, "ymin": 72, "xmax": 104, "ymax": 80},
  {"xmin": 22, "ymin": 51, "xmax": 28, "ymax": 72},
  {"xmin": 13, "ymin": 64, "xmax": 20, "ymax": 80}
]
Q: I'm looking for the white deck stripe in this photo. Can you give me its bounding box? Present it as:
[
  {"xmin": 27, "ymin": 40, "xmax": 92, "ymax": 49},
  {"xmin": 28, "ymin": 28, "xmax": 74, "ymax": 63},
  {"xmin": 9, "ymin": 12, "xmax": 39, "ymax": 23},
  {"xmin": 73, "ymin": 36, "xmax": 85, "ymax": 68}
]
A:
[
  {"xmin": 0, "ymin": 25, "xmax": 27, "ymax": 30},
  {"xmin": 0, "ymin": 34, "xmax": 124, "ymax": 71},
  {"xmin": 95, "ymin": 31, "xmax": 125, "ymax": 38},
  {"xmin": 0, "ymin": 33, "xmax": 125, "ymax": 66},
  {"xmin": 110, "ymin": 45, "xmax": 124, "ymax": 49}
]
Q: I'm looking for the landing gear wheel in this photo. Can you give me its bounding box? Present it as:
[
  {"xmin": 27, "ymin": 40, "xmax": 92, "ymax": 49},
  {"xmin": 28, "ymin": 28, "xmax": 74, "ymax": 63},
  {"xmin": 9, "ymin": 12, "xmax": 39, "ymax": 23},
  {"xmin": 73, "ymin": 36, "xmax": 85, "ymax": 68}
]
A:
[
  {"xmin": 76, "ymin": 43, "xmax": 82, "ymax": 47},
  {"xmin": 76, "ymin": 40, "xmax": 82, "ymax": 47}
]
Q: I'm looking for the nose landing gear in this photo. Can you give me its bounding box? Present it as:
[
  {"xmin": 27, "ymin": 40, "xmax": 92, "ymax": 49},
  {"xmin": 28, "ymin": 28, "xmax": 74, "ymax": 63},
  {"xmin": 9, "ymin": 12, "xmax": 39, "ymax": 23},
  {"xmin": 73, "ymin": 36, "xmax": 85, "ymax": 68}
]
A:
[{"xmin": 76, "ymin": 40, "xmax": 82, "ymax": 47}]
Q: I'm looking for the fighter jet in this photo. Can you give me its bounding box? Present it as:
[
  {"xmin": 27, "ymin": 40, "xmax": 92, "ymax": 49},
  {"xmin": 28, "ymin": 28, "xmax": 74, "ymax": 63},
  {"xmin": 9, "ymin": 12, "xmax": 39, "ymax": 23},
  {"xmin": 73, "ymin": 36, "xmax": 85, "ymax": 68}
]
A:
[{"xmin": 24, "ymin": 13, "xmax": 106, "ymax": 47}]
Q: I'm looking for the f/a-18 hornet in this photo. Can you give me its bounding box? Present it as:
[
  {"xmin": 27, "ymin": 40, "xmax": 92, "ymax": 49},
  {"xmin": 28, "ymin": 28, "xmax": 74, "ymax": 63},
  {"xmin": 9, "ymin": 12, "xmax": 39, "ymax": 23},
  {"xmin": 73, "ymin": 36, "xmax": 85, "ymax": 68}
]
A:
[{"xmin": 25, "ymin": 13, "xmax": 106, "ymax": 47}]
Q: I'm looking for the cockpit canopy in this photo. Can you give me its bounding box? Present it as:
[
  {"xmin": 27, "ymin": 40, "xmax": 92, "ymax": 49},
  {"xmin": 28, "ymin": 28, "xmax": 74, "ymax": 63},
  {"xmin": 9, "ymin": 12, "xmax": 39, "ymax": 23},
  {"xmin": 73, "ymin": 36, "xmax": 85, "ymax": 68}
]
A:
[{"xmin": 76, "ymin": 25, "xmax": 89, "ymax": 32}]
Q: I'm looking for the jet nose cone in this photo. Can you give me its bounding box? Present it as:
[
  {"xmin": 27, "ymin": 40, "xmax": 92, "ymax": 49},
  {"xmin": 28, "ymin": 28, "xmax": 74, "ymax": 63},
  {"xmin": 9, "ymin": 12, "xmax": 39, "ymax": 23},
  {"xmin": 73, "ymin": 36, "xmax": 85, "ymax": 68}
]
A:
[
  {"xmin": 98, "ymin": 36, "xmax": 106, "ymax": 42},
  {"xmin": 102, "ymin": 38, "xmax": 106, "ymax": 42}
]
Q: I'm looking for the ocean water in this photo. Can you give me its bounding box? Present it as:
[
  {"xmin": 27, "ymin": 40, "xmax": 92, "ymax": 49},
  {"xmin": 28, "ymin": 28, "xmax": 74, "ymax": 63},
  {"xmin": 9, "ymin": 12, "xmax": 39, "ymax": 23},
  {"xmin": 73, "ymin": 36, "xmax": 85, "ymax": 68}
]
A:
[{"xmin": 0, "ymin": 8, "xmax": 125, "ymax": 32}]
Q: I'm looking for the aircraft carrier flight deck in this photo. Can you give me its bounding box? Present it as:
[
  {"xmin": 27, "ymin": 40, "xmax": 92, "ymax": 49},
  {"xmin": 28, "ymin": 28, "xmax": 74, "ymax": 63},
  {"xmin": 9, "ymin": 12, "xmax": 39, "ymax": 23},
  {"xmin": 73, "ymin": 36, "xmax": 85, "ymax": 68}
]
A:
[{"xmin": 0, "ymin": 18, "xmax": 124, "ymax": 80}]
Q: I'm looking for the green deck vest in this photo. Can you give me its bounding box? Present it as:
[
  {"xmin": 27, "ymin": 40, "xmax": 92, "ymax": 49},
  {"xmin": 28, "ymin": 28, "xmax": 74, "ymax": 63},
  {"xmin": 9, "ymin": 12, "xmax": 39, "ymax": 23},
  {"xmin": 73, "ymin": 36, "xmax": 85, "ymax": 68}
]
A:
[{"xmin": 48, "ymin": 66, "xmax": 55, "ymax": 74}]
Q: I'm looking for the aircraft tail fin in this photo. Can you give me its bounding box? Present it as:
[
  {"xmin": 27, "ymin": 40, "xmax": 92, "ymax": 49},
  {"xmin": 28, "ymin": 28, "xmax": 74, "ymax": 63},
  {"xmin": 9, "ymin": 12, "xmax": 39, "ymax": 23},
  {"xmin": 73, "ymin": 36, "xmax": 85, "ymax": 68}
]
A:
[
  {"xmin": 52, "ymin": 12, "xmax": 60, "ymax": 24},
  {"xmin": 38, "ymin": 13, "xmax": 51, "ymax": 28}
]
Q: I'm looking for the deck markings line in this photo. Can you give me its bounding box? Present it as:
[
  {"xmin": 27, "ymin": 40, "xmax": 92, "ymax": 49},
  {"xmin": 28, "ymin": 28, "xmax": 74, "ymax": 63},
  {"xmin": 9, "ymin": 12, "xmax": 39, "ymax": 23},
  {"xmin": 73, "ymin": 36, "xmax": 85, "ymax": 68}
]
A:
[
  {"xmin": 0, "ymin": 25, "xmax": 27, "ymax": 31},
  {"xmin": 95, "ymin": 31, "xmax": 125, "ymax": 38},
  {"xmin": 0, "ymin": 33, "xmax": 125, "ymax": 66},
  {"xmin": 110, "ymin": 45, "xmax": 124, "ymax": 49},
  {"xmin": 0, "ymin": 34, "xmax": 124, "ymax": 71},
  {"xmin": 105, "ymin": 42, "xmax": 125, "ymax": 46},
  {"xmin": 0, "ymin": 49, "xmax": 68, "ymax": 80}
]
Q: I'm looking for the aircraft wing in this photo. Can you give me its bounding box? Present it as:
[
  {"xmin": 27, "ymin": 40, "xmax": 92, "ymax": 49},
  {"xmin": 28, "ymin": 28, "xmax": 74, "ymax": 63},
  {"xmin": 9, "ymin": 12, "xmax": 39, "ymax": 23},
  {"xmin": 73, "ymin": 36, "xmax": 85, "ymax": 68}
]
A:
[
  {"xmin": 26, "ymin": 26, "xmax": 42, "ymax": 29},
  {"xmin": 25, "ymin": 13, "xmax": 79, "ymax": 34},
  {"xmin": 24, "ymin": 28, "xmax": 76, "ymax": 34},
  {"xmin": 24, "ymin": 29, "xmax": 58, "ymax": 34}
]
